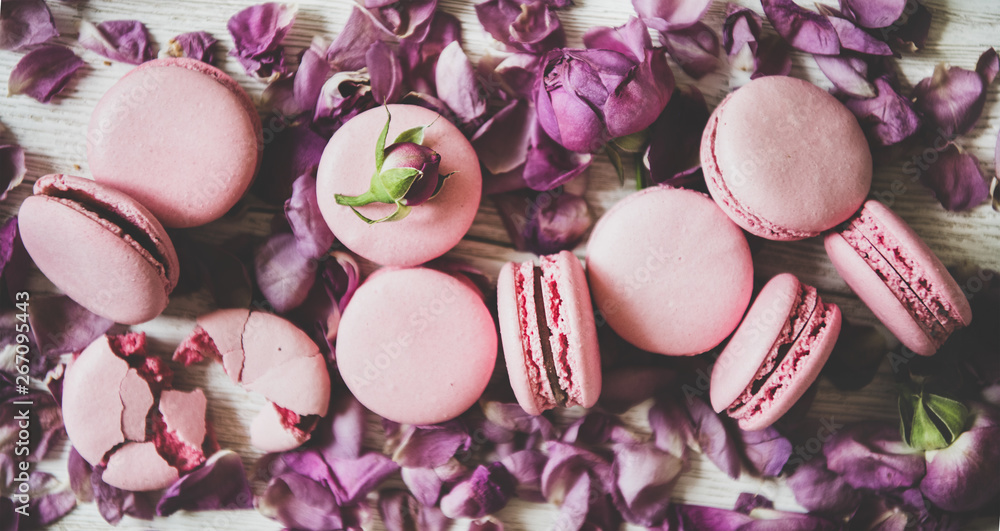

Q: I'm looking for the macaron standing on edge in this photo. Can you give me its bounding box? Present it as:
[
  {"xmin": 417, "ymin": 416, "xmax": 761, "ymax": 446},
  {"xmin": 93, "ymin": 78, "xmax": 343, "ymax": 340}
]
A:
[
  {"xmin": 18, "ymin": 174, "xmax": 179, "ymax": 325},
  {"xmin": 701, "ymin": 75, "xmax": 872, "ymax": 240},
  {"xmin": 824, "ymin": 200, "xmax": 972, "ymax": 356},
  {"xmin": 88, "ymin": 57, "xmax": 263, "ymax": 228},
  {"xmin": 316, "ymin": 104, "xmax": 483, "ymax": 267},
  {"xmin": 497, "ymin": 251, "xmax": 601, "ymax": 416},
  {"xmin": 711, "ymin": 274, "xmax": 842, "ymax": 431},
  {"xmin": 336, "ymin": 267, "xmax": 497, "ymax": 425},
  {"xmin": 586, "ymin": 186, "xmax": 754, "ymax": 356}
]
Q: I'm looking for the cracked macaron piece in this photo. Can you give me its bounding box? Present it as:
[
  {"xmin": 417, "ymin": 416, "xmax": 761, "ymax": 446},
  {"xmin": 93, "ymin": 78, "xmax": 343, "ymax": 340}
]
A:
[
  {"xmin": 17, "ymin": 174, "xmax": 179, "ymax": 325},
  {"xmin": 173, "ymin": 309, "xmax": 330, "ymax": 452},
  {"xmin": 62, "ymin": 332, "xmax": 215, "ymax": 491},
  {"xmin": 87, "ymin": 57, "xmax": 263, "ymax": 228},
  {"xmin": 824, "ymin": 200, "xmax": 972, "ymax": 356},
  {"xmin": 711, "ymin": 274, "xmax": 842, "ymax": 430},
  {"xmin": 497, "ymin": 251, "xmax": 601, "ymax": 416},
  {"xmin": 701, "ymin": 76, "xmax": 872, "ymax": 241}
]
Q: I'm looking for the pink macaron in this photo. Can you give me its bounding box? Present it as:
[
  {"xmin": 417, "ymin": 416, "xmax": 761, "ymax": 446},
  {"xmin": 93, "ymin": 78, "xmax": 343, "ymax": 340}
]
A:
[
  {"xmin": 824, "ymin": 200, "xmax": 972, "ymax": 356},
  {"xmin": 62, "ymin": 332, "xmax": 215, "ymax": 491},
  {"xmin": 18, "ymin": 174, "xmax": 179, "ymax": 325},
  {"xmin": 701, "ymin": 76, "xmax": 872, "ymax": 241},
  {"xmin": 336, "ymin": 267, "xmax": 497, "ymax": 424},
  {"xmin": 497, "ymin": 251, "xmax": 601, "ymax": 416},
  {"xmin": 315, "ymin": 104, "xmax": 482, "ymax": 267},
  {"xmin": 87, "ymin": 57, "xmax": 262, "ymax": 228},
  {"xmin": 586, "ymin": 186, "xmax": 754, "ymax": 356},
  {"xmin": 174, "ymin": 309, "xmax": 331, "ymax": 453},
  {"xmin": 711, "ymin": 274, "xmax": 842, "ymax": 430}
]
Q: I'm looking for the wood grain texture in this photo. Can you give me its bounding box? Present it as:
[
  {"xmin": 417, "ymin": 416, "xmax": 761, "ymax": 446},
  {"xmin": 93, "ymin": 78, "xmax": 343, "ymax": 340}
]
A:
[{"xmin": 1, "ymin": 0, "xmax": 998, "ymax": 529}]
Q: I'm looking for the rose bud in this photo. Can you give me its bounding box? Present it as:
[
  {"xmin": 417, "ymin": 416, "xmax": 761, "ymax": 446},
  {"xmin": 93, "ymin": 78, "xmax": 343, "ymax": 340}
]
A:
[
  {"xmin": 920, "ymin": 402, "xmax": 1000, "ymax": 512},
  {"xmin": 381, "ymin": 142, "xmax": 443, "ymax": 207}
]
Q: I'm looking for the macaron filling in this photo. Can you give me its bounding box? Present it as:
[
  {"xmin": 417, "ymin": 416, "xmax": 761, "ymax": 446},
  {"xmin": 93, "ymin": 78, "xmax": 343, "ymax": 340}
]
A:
[
  {"xmin": 703, "ymin": 111, "xmax": 813, "ymax": 241},
  {"xmin": 839, "ymin": 209, "xmax": 965, "ymax": 347},
  {"xmin": 726, "ymin": 285, "xmax": 835, "ymax": 424},
  {"xmin": 35, "ymin": 179, "xmax": 174, "ymax": 289}
]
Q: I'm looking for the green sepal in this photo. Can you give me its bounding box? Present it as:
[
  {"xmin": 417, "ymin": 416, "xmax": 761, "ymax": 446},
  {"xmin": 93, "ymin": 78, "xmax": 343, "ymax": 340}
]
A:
[
  {"xmin": 348, "ymin": 202, "xmax": 413, "ymax": 224},
  {"xmin": 924, "ymin": 393, "xmax": 970, "ymax": 444},
  {"xmin": 393, "ymin": 125, "xmax": 427, "ymax": 146},
  {"xmin": 910, "ymin": 393, "xmax": 949, "ymax": 450},
  {"xmin": 612, "ymin": 129, "xmax": 649, "ymax": 154},
  {"xmin": 606, "ymin": 146, "xmax": 625, "ymax": 185},
  {"xmin": 377, "ymin": 167, "xmax": 422, "ymax": 202},
  {"xmin": 635, "ymin": 154, "xmax": 646, "ymax": 190},
  {"xmin": 374, "ymin": 106, "xmax": 392, "ymax": 173}
]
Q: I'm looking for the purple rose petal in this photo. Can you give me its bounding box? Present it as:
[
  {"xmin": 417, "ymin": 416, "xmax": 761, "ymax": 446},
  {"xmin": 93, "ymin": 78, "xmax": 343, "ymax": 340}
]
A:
[
  {"xmin": 610, "ymin": 443, "xmax": 684, "ymax": 526},
  {"xmin": 311, "ymin": 391, "xmax": 366, "ymax": 463},
  {"xmin": 738, "ymin": 426, "xmax": 792, "ymax": 477},
  {"xmin": 733, "ymin": 492, "xmax": 773, "ymax": 514},
  {"xmin": 435, "ymin": 41, "xmax": 487, "ymax": 126},
  {"xmin": 398, "ymin": 11, "xmax": 462, "ymax": 95},
  {"xmin": 0, "ymin": 0, "xmax": 58, "ymax": 51},
  {"xmin": 255, "ymin": 123, "xmax": 327, "ymax": 205},
  {"xmin": 90, "ymin": 465, "xmax": 155, "ymax": 524},
  {"xmin": 824, "ymin": 421, "xmax": 927, "ymax": 492},
  {"xmin": 919, "ymin": 143, "xmax": 989, "ymax": 212},
  {"xmin": 476, "ymin": 0, "xmax": 565, "ymax": 54},
  {"xmin": 912, "ymin": 47, "xmax": 998, "ymax": 138},
  {"xmin": 562, "ymin": 411, "xmax": 636, "ymax": 446},
  {"xmin": 328, "ymin": 452, "xmax": 400, "ymax": 505},
  {"xmin": 815, "ymin": 54, "xmax": 876, "ymax": 98},
  {"xmin": 648, "ymin": 393, "xmax": 693, "ymax": 459},
  {"xmin": 16, "ymin": 471, "xmax": 76, "ymax": 528},
  {"xmin": 67, "ymin": 447, "xmax": 93, "ymax": 502},
  {"xmin": 258, "ymin": 472, "xmax": 345, "ymax": 531},
  {"xmin": 469, "ymin": 516, "xmax": 505, "ymax": 531},
  {"xmin": 285, "ymin": 171, "xmax": 336, "ymax": 260},
  {"xmin": 1, "ymin": 371, "xmax": 64, "ymax": 462},
  {"xmin": 26, "ymin": 295, "xmax": 113, "ymax": 371},
  {"xmin": 313, "ymin": 69, "xmax": 377, "ymax": 135},
  {"xmin": 156, "ymin": 450, "xmax": 253, "ymax": 516},
  {"xmin": 292, "ymin": 37, "xmax": 333, "ymax": 116},
  {"xmin": 379, "ymin": 489, "xmax": 450, "ymax": 531},
  {"xmin": 826, "ymin": 16, "xmax": 893, "ymax": 56},
  {"xmin": 722, "ymin": 5, "xmax": 762, "ymax": 71},
  {"xmin": 402, "ymin": 466, "xmax": 444, "ymax": 507},
  {"xmin": 439, "ymin": 462, "xmax": 515, "ymax": 519},
  {"xmin": 492, "ymin": 188, "xmax": 592, "ymax": 255},
  {"xmin": 392, "ymin": 422, "xmax": 471, "ymax": 469},
  {"xmin": 841, "ymin": 0, "xmax": 907, "ymax": 29},
  {"xmin": 367, "ymin": 40, "xmax": 403, "ymax": 105},
  {"xmin": 687, "ymin": 396, "xmax": 742, "ymax": 479},
  {"xmin": 843, "ymin": 75, "xmax": 921, "ymax": 146},
  {"xmin": 541, "ymin": 441, "xmax": 614, "ymax": 498},
  {"xmin": 659, "ymin": 23, "xmax": 720, "ymax": 79},
  {"xmin": 254, "ymin": 232, "xmax": 316, "ymax": 313},
  {"xmin": 480, "ymin": 401, "xmax": 557, "ymax": 441},
  {"xmin": 167, "ymin": 31, "xmax": 217, "ymax": 63},
  {"xmin": 327, "ymin": 7, "xmax": 382, "ymax": 72},
  {"xmin": 8, "ymin": 45, "xmax": 84, "ymax": 103},
  {"xmin": 632, "ymin": 0, "xmax": 712, "ymax": 32},
  {"xmin": 499, "ymin": 449, "xmax": 547, "ymax": 503},
  {"xmin": 583, "ymin": 17, "xmax": 651, "ymax": 63},
  {"xmin": 78, "ymin": 20, "xmax": 156, "ymax": 65},
  {"xmin": 920, "ymin": 402, "xmax": 1000, "ymax": 512},
  {"xmin": 761, "ymin": 0, "xmax": 840, "ymax": 55},
  {"xmin": 0, "ymin": 145, "xmax": 26, "ymax": 203},
  {"xmin": 359, "ymin": 0, "xmax": 437, "ymax": 40},
  {"xmin": 644, "ymin": 85, "xmax": 710, "ymax": 187},
  {"xmin": 786, "ymin": 456, "xmax": 861, "ymax": 515},
  {"xmin": 752, "ymin": 34, "xmax": 793, "ymax": 78},
  {"xmin": 285, "ymin": 251, "xmax": 360, "ymax": 354},
  {"xmin": 227, "ymin": 2, "xmax": 297, "ymax": 80}
]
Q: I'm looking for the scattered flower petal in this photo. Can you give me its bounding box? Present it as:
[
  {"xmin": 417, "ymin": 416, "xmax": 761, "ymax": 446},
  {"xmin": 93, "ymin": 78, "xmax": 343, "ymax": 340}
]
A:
[
  {"xmin": 312, "ymin": 391, "xmax": 366, "ymax": 463},
  {"xmin": 398, "ymin": 11, "xmax": 463, "ymax": 95},
  {"xmin": 327, "ymin": 7, "xmax": 382, "ymax": 72},
  {"xmin": 25, "ymin": 295, "xmax": 113, "ymax": 372},
  {"xmin": 227, "ymin": 2, "xmax": 297, "ymax": 80},
  {"xmin": 722, "ymin": 4, "xmax": 762, "ymax": 71},
  {"xmin": 0, "ymin": 145, "xmax": 26, "ymax": 203},
  {"xmin": 583, "ymin": 17, "xmax": 651, "ymax": 63},
  {"xmin": 167, "ymin": 31, "xmax": 217, "ymax": 63},
  {"xmin": 912, "ymin": 48, "xmax": 998, "ymax": 138},
  {"xmin": 644, "ymin": 85, "xmax": 709, "ymax": 187},
  {"xmin": 841, "ymin": 0, "xmax": 907, "ymax": 29},
  {"xmin": 610, "ymin": 443, "xmax": 684, "ymax": 526},
  {"xmin": 293, "ymin": 37, "xmax": 333, "ymax": 117},
  {"xmin": 826, "ymin": 16, "xmax": 893, "ymax": 56},
  {"xmin": 659, "ymin": 22, "xmax": 720, "ymax": 79},
  {"xmin": 492, "ymin": 188, "xmax": 592, "ymax": 255},
  {"xmin": 254, "ymin": 232, "xmax": 316, "ymax": 313},
  {"xmin": 392, "ymin": 422, "xmax": 471, "ymax": 469},
  {"xmin": 435, "ymin": 41, "xmax": 486, "ymax": 125},
  {"xmin": 16, "ymin": 471, "xmax": 76, "ymax": 528},
  {"xmin": 440, "ymin": 462, "xmax": 516, "ymax": 519},
  {"xmin": 402, "ymin": 466, "xmax": 444, "ymax": 507},
  {"xmin": 687, "ymin": 396, "xmax": 741, "ymax": 479},
  {"xmin": 255, "ymin": 123, "xmax": 327, "ymax": 205},
  {"xmin": 920, "ymin": 143, "xmax": 990, "ymax": 212},
  {"xmin": 842, "ymin": 76, "xmax": 921, "ymax": 146},
  {"xmin": 648, "ymin": 392, "xmax": 693, "ymax": 459},
  {"xmin": 632, "ymin": 0, "xmax": 712, "ymax": 32},
  {"xmin": 328, "ymin": 452, "xmax": 400, "ymax": 505},
  {"xmin": 360, "ymin": 0, "xmax": 437, "ymax": 40},
  {"xmin": 379, "ymin": 489, "xmax": 450, "ymax": 531},
  {"xmin": 367, "ymin": 40, "xmax": 403, "ymax": 105},
  {"xmin": 156, "ymin": 450, "xmax": 253, "ymax": 516},
  {"xmin": 0, "ymin": 0, "xmax": 58, "ymax": 51},
  {"xmin": 733, "ymin": 492, "xmax": 772, "ymax": 514},
  {"xmin": 78, "ymin": 19, "xmax": 156, "ymax": 65},
  {"xmin": 787, "ymin": 455, "xmax": 862, "ymax": 516},
  {"xmin": 738, "ymin": 426, "xmax": 792, "ymax": 477},
  {"xmin": 824, "ymin": 421, "xmax": 926, "ymax": 492},
  {"xmin": 499, "ymin": 449, "xmax": 547, "ymax": 503},
  {"xmin": 313, "ymin": 69, "xmax": 377, "ymax": 136},
  {"xmin": 476, "ymin": 0, "xmax": 565, "ymax": 54},
  {"xmin": 920, "ymin": 402, "xmax": 1000, "ymax": 512},
  {"xmin": 285, "ymin": 171, "xmax": 336, "ymax": 260},
  {"xmin": 7, "ymin": 45, "xmax": 84, "ymax": 103},
  {"xmin": 90, "ymin": 465, "xmax": 156, "ymax": 524},
  {"xmin": 760, "ymin": 0, "xmax": 840, "ymax": 55},
  {"xmin": 815, "ymin": 53, "xmax": 876, "ymax": 98},
  {"xmin": 258, "ymin": 472, "xmax": 345, "ymax": 531}
]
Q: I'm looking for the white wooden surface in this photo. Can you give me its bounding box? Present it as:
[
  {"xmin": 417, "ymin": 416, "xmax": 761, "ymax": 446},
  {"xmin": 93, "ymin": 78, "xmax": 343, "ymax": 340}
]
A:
[{"xmin": 1, "ymin": 0, "xmax": 999, "ymax": 529}]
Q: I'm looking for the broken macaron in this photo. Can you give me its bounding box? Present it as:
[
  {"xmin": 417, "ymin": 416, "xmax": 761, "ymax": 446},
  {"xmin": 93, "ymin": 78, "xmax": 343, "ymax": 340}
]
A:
[
  {"xmin": 62, "ymin": 332, "xmax": 216, "ymax": 491},
  {"xmin": 174, "ymin": 309, "xmax": 331, "ymax": 452}
]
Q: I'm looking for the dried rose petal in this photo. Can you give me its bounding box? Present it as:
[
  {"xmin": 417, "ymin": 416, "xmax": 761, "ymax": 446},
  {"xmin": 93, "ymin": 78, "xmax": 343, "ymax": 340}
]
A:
[
  {"xmin": 492, "ymin": 189, "xmax": 592, "ymax": 256},
  {"xmin": 90, "ymin": 465, "xmax": 155, "ymax": 524},
  {"xmin": 313, "ymin": 69, "xmax": 377, "ymax": 135},
  {"xmin": 379, "ymin": 489, "xmax": 450, "ymax": 531},
  {"xmin": 761, "ymin": 0, "xmax": 840, "ymax": 55},
  {"xmin": 360, "ymin": 0, "xmax": 437, "ymax": 40},
  {"xmin": 254, "ymin": 232, "xmax": 316, "ymax": 313},
  {"xmin": 499, "ymin": 449, "xmax": 547, "ymax": 503},
  {"xmin": 815, "ymin": 54, "xmax": 875, "ymax": 98},
  {"xmin": 0, "ymin": 371, "xmax": 63, "ymax": 465},
  {"xmin": 824, "ymin": 421, "xmax": 926, "ymax": 492},
  {"xmin": 398, "ymin": 11, "xmax": 462, "ymax": 95},
  {"xmin": 687, "ymin": 396, "xmax": 741, "ymax": 479},
  {"xmin": 884, "ymin": 0, "xmax": 931, "ymax": 51},
  {"xmin": 632, "ymin": 0, "xmax": 712, "ymax": 32},
  {"xmin": 610, "ymin": 443, "xmax": 684, "ymax": 526},
  {"xmin": 439, "ymin": 462, "xmax": 515, "ymax": 519},
  {"xmin": 156, "ymin": 450, "xmax": 253, "ymax": 516},
  {"xmin": 843, "ymin": 76, "xmax": 921, "ymax": 146},
  {"xmin": 0, "ymin": 0, "xmax": 58, "ymax": 51},
  {"xmin": 167, "ymin": 31, "xmax": 217, "ymax": 64},
  {"xmin": 912, "ymin": 48, "xmax": 998, "ymax": 138},
  {"xmin": 68, "ymin": 447, "xmax": 94, "ymax": 502},
  {"xmin": 227, "ymin": 2, "xmax": 297, "ymax": 80},
  {"xmin": 562, "ymin": 411, "xmax": 636, "ymax": 446},
  {"xmin": 919, "ymin": 143, "xmax": 989, "ymax": 212},
  {"xmin": 733, "ymin": 492, "xmax": 772, "ymax": 514},
  {"xmin": 402, "ymin": 466, "xmax": 444, "ymax": 507},
  {"xmin": 78, "ymin": 20, "xmax": 156, "ymax": 65},
  {"xmin": 0, "ymin": 145, "xmax": 26, "ymax": 202},
  {"xmin": 435, "ymin": 41, "xmax": 486, "ymax": 126},
  {"xmin": 659, "ymin": 23, "xmax": 720, "ymax": 79},
  {"xmin": 476, "ymin": 0, "xmax": 565, "ymax": 54},
  {"xmin": 27, "ymin": 295, "xmax": 113, "ymax": 370},
  {"xmin": 826, "ymin": 16, "xmax": 893, "ymax": 56},
  {"xmin": 258, "ymin": 472, "xmax": 345, "ymax": 531},
  {"xmin": 16, "ymin": 470, "xmax": 76, "ymax": 528},
  {"xmin": 285, "ymin": 171, "xmax": 336, "ymax": 260},
  {"xmin": 291, "ymin": 37, "xmax": 333, "ymax": 117},
  {"xmin": 644, "ymin": 85, "xmax": 709, "ymax": 187},
  {"xmin": 8, "ymin": 45, "xmax": 84, "ymax": 103},
  {"xmin": 920, "ymin": 402, "xmax": 1000, "ymax": 512},
  {"xmin": 752, "ymin": 34, "xmax": 792, "ymax": 78},
  {"xmin": 327, "ymin": 452, "xmax": 400, "ymax": 505},
  {"xmin": 367, "ymin": 40, "xmax": 403, "ymax": 105},
  {"xmin": 841, "ymin": 0, "xmax": 907, "ymax": 29},
  {"xmin": 392, "ymin": 422, "xmax": 471, "ymax": 469},
  {"xmin": 787, "ymin": 456, "xmax": 861, "ymax": 515},
  {"xmin": 255, "ymin": 123, "xmax": 327, "ymax": 205},
  {"xmin": 583, "ymin": 17, "xmax": 651, "ymax": 63},
  {"xmin": 722, "ymin": 4, "xmax": 762, "ymax": 71},
  {"xmin": 738, "ymin": 426, "xmax": 792, "ymax": 477}
]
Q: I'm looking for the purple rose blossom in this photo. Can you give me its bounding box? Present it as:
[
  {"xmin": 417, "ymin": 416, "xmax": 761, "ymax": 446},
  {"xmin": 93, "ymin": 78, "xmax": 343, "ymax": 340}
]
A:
[
  {"xmin": 0, "ymin": 0, "xmax": 58, "ymax": 51},
  {"xmin": 78, "ymin": 20, "xmax": 156, "ymax": 64},
  {"xmin": 7, "ymin": 45, "xmax": 84, "ymax": 103},
  {"xmin": 166, "ymin": 31, "xmax": 217, "ymax": 64},
  {"xmin": 227, "ymin": 3, "xmax": 297, "ymax": 80}
]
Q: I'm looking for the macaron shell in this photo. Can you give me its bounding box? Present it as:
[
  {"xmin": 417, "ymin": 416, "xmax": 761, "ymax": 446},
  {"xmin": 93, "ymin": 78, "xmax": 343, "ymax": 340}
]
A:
[
  {"xmin": 119, "ymin": 369, "xmax": 154, "ymax": 441},
  {"xmin": 195, "ymin": 308, "xmax": 251, "ymax": 382},
  {"xmin": 239, "ymin": 311, "xmax": 323, "ymax": 387},
  {"xmin": 316, "ymin": 104, "xmax": 482, "ymax": 267},
  {"xmin": 497, "ymin": 261, "xmax": 555, "ymax": 416},
  {"xmin": 159, "ymin": 389, "xmax": 208, "ymax": 449},
  {"xmin": 337, "ymin": 267, "xmax": 497, "ymax": 425},
  {"xmin": 710, "ymin": 273, "xmax": 799, "ymax": 413},
  {"xmin": 586, "ymin": 186, "xmax": 753, "ymax": 356},
  {"xmin": 541, "ymin": 251, "xmax": 601, "ymax": 409},
  {"xmin": 62, "ymin": 335, "xmax": 129, "ymax": 464},
  {"xmin": 102, "ymin": 442, "xmax": 179, "ymax": 492},
  {"xmin": 702, "ymin": 76, "xmax": 871, "ymax": 240},
  {"xmin": 243, "ymin": 355, "xmax": 331, "ymax": 416},
  {"xmin": 88, "ymin": 57, "xmax": 262, "ymax": 228},
  {"xmin": 825, "ymin": 232, "xmax": 938, "ymax": 356},
  {"xmin": 250, "ymin": 403, "xmax": 309, "ymax": 453}
]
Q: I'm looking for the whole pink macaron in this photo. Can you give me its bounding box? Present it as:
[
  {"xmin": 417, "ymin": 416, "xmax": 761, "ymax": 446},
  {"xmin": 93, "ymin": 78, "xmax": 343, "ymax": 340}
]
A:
[
  {"xmin": 824, "ymin": 200, "xmax": 972, "ymax": 356},
  {"xmin": 586, "ymin": 186, "xmax": 753, "ymax": 356},
  {"xmin": 174, "ymin": 308, "xmax": 331, "ymax": 453},
  {"xmin": 315, "ymin": 104, "xmax": 482, "ymax": 267},
  {"xmin": 497, "ymin": 251, "xmax": 601, "ymax": 416},
  {"xmin": 711, "ymin": 274, "xmax": 842, "ymax": 430},
  {"xmin": 62, "ymin": 332, "xmax": 215, "ymax": 491},
  {"xmin": 18, "ymin": 174, "xmax": 179, "ymax": 324},
  {"xmin": 701, "ymin": 76, "xmax": 872, "ymax": 240},
  {"xmin": 88, "ymin": 57, "xmax": 262, "ymax": 228},
  {"xmin": 337, "ymin": 267, "xmax": 497, "ymax": 424}
]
